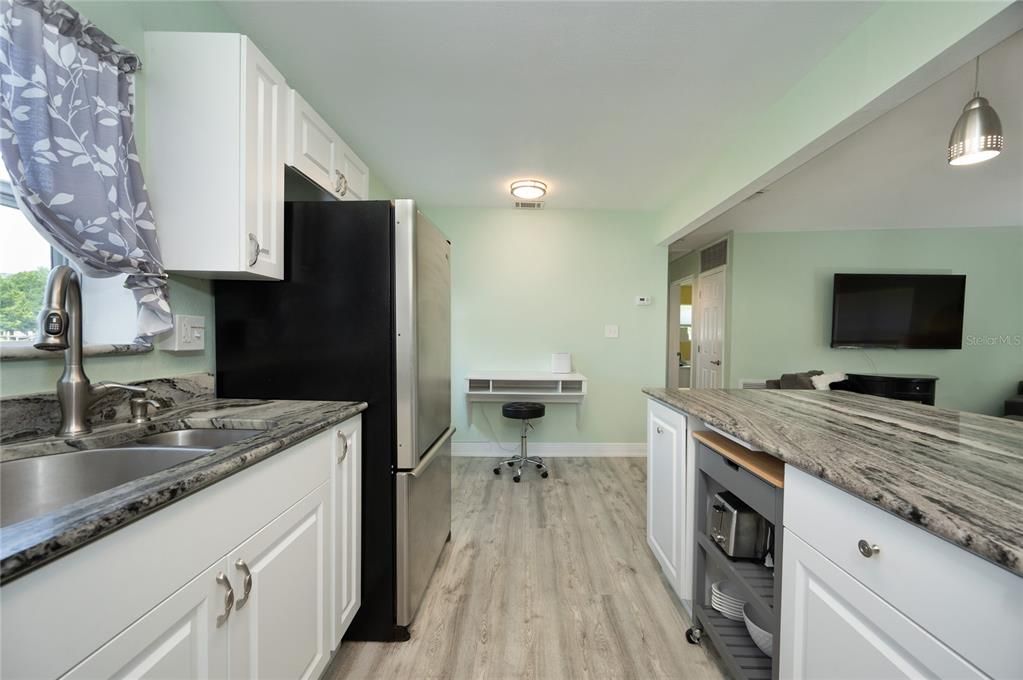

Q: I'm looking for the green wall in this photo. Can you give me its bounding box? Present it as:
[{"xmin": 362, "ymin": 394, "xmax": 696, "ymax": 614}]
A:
[
  {"xmin": 727, "ymin": 226, "xmax": 1023, "ymax": 415},
  {"xmin": 426, "ymin": 206, "xmax": 666, "ymax": 444},
  {"xmin": 0, "ymin": 2, "xmax": 238, "ymax": 397}
]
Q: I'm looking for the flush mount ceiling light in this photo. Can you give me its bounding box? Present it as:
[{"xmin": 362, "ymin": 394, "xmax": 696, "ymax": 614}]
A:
[
  {"xmin": 948, "ymin": 56, "xmax": 1004, "ymax": 166},
  {"xmin": 510, "ymin": 179, "xmax": 547, "ymax": 200}
]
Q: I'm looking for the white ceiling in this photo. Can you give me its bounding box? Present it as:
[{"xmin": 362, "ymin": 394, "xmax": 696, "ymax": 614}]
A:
[
  {"xmin": 670, "ymin": 29, "xmax": 1023, "ymax": 258},
  {"xmin": 220, "ymin": 1, "xmax": 879, "ymax": 209}
]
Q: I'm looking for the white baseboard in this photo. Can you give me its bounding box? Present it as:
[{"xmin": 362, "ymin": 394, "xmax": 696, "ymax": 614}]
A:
[{"xmin": 452, "ymin": 442, "xmax": 645, "ymax": 457}]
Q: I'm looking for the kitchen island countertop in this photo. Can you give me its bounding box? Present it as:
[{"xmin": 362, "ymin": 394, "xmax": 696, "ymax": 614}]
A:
[{"xmin": 643, "ymin": 387, "xmax": 1023, "ymax": 576}]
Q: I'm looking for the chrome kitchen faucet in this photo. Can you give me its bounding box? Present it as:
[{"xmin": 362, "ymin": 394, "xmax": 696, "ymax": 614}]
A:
[{"xmin": 34, "ymin": 265, "xmax": 148, "ymax": 437}]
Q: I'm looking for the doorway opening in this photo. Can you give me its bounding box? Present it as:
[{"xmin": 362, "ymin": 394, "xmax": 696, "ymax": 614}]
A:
[{"xmin": 666, "ymin": 276, "xmax": 695, "ymax": 389}]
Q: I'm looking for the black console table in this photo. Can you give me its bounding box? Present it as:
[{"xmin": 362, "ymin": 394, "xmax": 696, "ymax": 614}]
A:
[{"xmin": 835, "ymin": 373, "xmax": 938, "ymax": 406}]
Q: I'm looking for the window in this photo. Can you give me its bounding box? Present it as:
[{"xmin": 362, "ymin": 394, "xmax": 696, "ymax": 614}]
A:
[{"xmin": 0, "ymin": 154, "xmax": 138, "ymax": 347}]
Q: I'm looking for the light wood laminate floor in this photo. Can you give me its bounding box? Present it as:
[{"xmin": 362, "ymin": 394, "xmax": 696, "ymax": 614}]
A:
[{"xmin": 327, "ymin": 457, "xmax": 724, "ymax": 679}]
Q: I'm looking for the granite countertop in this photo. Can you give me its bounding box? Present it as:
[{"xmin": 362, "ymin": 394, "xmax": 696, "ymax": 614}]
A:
[
  {"xmin": 643, "ymin": 387, "xmax": 1023, "ymax": 576},
  {"xmin": 0, "ymin": 397, "xmax": 366, "ymax": 584}
]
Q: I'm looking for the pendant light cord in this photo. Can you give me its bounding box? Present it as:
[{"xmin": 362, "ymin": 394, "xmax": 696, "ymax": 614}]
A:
[{"xmin": 973, "ymin": 56, "xmax": 981, "ymax": 97}]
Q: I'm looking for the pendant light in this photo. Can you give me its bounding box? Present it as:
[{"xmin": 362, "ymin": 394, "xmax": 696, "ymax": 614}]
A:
[{"xmin": 947, "ymin": 56, "xmax": 1003, "ymax": 166}]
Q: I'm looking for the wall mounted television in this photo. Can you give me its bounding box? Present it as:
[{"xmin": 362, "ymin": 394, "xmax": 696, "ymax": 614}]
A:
[{"xmin": 831, "ymin": 274, "xmax": 966, "ymax": 349}]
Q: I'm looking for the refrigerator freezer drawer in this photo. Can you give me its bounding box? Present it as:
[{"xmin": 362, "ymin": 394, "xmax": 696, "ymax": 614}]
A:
[{"xmin": 395, "ymin": 426, "xmax": 454, "ymax": 627}]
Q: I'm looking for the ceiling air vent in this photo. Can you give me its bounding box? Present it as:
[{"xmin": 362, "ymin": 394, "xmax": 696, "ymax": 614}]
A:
[{"xmin": 514, "ymin": 200, "xmax": 544, "ymax": 209}]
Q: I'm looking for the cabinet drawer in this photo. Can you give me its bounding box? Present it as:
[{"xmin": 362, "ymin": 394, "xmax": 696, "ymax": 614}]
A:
[
  {"xmin": 697, "ymin": 444, "xmax": 778, "ymax": 522},
  {"xmin": 784, "ymin": 466, "xmax": 1023, "ymax": 679}
]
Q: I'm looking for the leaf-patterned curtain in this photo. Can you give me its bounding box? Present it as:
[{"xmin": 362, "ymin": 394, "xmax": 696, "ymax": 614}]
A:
[{"xmin": 0, "ymin": 0, "xmax": 171, "ymax": 339}]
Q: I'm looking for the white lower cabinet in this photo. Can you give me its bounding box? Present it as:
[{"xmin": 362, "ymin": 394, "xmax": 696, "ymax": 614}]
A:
[
  {"xmin": 331, "ymin": 415, "xmax": 362, "ymax": 647},
  {"xmin": 6, "ymin": 418, "xmax": 362, "ymax": 680},
  {"xmin": 646, "ymin": 399, "xmax": 687, "ymax": 601},
  {"xmin": 781, "ymin": 466, "xmax": 1022, "ymax": 679},
  {"xmin": 63, "ymin": 559, "xmax": 229, "ymax": 680},
  {"xmin": 779, "ymin": 530, "xmax": 986, "ymax": 679},
  {"xmin": 229, "ymin": 484, "xmax": 330, "ymax": 680}
]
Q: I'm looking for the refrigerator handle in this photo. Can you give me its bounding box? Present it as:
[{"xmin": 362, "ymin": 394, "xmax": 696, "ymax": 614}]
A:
[{"xmin": 408, "ymin": 427, "xmax": 455, "ymax": 478}]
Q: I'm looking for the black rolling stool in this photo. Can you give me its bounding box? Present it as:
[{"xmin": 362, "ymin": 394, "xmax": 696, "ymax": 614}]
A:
[{"xmin": 493, "ymin": 402, "xmax": 548, "ymax": 482}]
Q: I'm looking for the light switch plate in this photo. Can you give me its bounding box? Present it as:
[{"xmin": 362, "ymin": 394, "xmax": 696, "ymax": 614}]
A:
[
  {"xmin": 604, "ymin": 324, "xmax": 619, "ymax": 338},
  {"xmin": 635, "ymin": 295, "xmax": 653, "ymax": 306},
  {"xmin": 159, "ymin": 314, "xmax": 205, "ymax": 352}
]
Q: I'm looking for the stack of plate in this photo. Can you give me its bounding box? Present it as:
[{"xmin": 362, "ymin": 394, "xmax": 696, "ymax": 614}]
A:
[{"xmin": 710, "ymin": 580, "xmax": 746, "ymax": 621}]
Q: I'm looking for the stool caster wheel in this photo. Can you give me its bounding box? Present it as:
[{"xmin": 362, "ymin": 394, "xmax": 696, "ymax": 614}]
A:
[
  {"xmin": 493, "ymin": 467, "xmax": 500, "ymax": 475},
  {"xmin": 540, "ymin": 471, "xmax": 549, "ymax": 479},
  {"xmin": 513, "ymin": 475, "xmax": 521, "ymax": 483},
  {"xmin": 685, "ymin": 627, "xmax": 702, "ymax": 645},
  {"xmin": 507, "ymin": 461, "xmax": 514, "ymax": 467},
  {"xmin": 535, "ymin": 464, "xmax": 543, "ymax": 469}
]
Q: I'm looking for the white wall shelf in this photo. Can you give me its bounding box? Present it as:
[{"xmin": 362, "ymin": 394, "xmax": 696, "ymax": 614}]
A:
[{"xmin": 465, "ymin": 371, "xmax": 587, "ymax": 421}]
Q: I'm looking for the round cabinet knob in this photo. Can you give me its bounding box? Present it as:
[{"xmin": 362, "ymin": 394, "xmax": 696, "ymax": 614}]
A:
[
  {"xmin": 335, "ymin": 170, "xmax": 348, "ymax": 196},
  {"xmin": 656, "ymin": 426, "xmax": 664, "ymax": 434},
  {"xmin": 858, "ymin": 539, "xmax": 881, "ymax": 558}
]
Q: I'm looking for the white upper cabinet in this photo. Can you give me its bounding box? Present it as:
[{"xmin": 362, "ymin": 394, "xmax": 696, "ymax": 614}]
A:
[
  {"xmin": 145, "ymin": 32, "xmax": 286, "ymax": 279},
  {"xmin": 286, "ymin": 89, "xmax": 369, "ymax": 201}
]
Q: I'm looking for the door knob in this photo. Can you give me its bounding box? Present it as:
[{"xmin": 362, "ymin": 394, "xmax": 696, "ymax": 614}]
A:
[
  {"xmin": 710, "ymin": 360, "xmax": 722, "ymax": 366},
  {"xmin": 858, "ymin": 540, "xmax": 881, "ymax": 558}
]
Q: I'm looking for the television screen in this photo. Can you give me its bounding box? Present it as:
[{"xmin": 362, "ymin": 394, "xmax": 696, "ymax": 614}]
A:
[{"xmin": 831, "ymin": 274, "xmax": 966, "ymax": 349}]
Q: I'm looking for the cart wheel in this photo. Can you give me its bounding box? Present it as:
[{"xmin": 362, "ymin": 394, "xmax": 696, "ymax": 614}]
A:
[
  {"xmin": 493, "ymin": 467, "xmax": 500, "ymax": 475},
  {"xmin": 513, "ymin": 475, "xmax": 521, "ymax": 483},
  {"xmin": 685, "ymin": 627, "xmax": 702, "ymax": 645}
]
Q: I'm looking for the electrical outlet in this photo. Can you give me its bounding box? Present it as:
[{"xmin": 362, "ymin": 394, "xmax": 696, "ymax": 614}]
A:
[
  {"xmin": 604, "ymin": 324, "xmax": 619, "ymax": 339},
  {"xmin": 159, "ymin": 314, "xmax": 205, "ymax": 352}
]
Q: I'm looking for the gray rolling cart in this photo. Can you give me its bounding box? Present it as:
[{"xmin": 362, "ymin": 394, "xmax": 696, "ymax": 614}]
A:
[{"xmin": 685, "ymin": 431, "xmax": 785, "ymax": 680}]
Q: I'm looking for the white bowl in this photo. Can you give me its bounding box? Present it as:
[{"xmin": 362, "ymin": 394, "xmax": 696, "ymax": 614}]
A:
[{"xmin": 743, "ymin": 602, "xmax": 773, "ymax": 657}]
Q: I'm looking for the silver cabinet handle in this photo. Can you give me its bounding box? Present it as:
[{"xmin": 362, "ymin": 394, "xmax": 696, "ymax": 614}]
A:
[
  {"xmin": 858, "ymin": 540, "xmax": 881, "ymax": 558},
  {"xmin": 337, "ymin": 430, "xmax": 349, "ymax": 463},
  {"xmin": 335, "ymin": 170, "xmax": 348, "ymax": 196},
  {"xmin": 234, "ymin": 559, "xmax": 253, "ymax": 610},
  {"xmin": 247, "ymin": 233, "xmax": 269, "ymax": 266},
  {"xmin": 216, "ymin": 572, "xmax": 235, "ymax": 627},
  {"xmin": 656, "ymin": 426, "xmax": 664, "ymax": 434}
]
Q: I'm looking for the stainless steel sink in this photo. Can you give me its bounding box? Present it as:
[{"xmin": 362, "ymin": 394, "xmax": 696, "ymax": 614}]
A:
[
  {"xmin": 1, "ymin": 446, "xmax": 213, "ymax": 528},
  {"xmin": 130, "ymin": 429, "xmax": 264, "ymax": 449}
]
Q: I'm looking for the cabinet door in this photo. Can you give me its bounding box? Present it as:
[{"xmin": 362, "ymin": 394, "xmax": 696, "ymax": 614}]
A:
[
  {"xmin": 240, "ymin": 37, "xmax": 286, "ymax": 279},
  {"xmin": 331, "ymin": 417, "xmax": 363, "ymax": 648},
  {"xmin": 780, "ymin": 530, "xmax": 986, "ymax": 679},
  {"xmin": 63, "ymin": 559, "xmax": 230, "ymax": 680},
  {"xmin": 288, "ymin": 90, "xmax": 337, "ymax": 194},
  {"xmin": 229, "ymin": 483, "xmax": 330, "ymax": 680},
  {"xmin": 335, "ymin": 138, "xmax": 369, "ymax": 201},
  {"xmin": 647, "ymin": 401, "xmax": 685, "ymax": 596}
]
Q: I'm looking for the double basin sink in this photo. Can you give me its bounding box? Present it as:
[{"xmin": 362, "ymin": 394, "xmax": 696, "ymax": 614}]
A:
[{"xmin": 1, "ymin": 428, "xmax": 264, "ymax": 528}]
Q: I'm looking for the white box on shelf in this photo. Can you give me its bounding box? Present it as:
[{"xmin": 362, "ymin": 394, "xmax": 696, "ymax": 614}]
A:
[{"xmin": 552, "ymin": 353, "xmax": 572, "ymax": 373}]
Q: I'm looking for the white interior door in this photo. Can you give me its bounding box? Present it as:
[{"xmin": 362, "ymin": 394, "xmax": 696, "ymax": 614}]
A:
[{"xmin": 695, "ymin": 268, "xmax": 726, "ymax": 388}]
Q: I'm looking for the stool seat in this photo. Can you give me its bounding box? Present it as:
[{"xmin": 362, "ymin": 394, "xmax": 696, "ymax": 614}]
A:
[{"xmin": 502, "ymin": 402, "xmax": 546, "ymax": 420}]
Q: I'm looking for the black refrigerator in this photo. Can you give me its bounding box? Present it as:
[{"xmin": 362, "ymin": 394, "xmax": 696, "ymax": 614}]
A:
[{"xmin": 215, "ymin": 199, "xmax": 453, "ymax": 641}]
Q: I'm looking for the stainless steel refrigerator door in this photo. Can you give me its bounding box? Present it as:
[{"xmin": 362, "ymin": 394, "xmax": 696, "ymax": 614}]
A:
[
  {"xmin": 395, "ymin": 426, "xmax": 453, "ymax": 627},
  {"xmin": 394, "ymin": 199, "xmax": 452, "ymax": 470}
]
